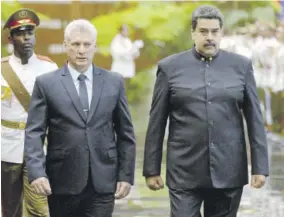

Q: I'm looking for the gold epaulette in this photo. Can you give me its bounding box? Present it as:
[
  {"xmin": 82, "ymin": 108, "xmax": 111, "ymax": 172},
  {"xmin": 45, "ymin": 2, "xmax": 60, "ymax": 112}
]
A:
[{"xmin": 36, "ymin": 54, "xmax": 55, "ymax": 63}]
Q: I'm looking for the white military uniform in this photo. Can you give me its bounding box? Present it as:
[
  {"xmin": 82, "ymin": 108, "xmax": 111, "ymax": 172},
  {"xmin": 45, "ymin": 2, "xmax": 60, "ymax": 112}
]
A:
[
  {"xmin": 251, "ymin": 36, "xmax": 265, "ymax": 86},
  {"xmin": 232, "ymin": 35, "xmax": 254, "ymax": 59},
  {"xmin": 110, "ymin": 33, "xmax": 140, "ymax": 78},
  {"xmin": 273, "ymin": 42, "xmax": 284, "ymax": 92},
  {"xmin": 253, "ymin": 37, "xmax": 280, "ymax": 89},
  {"xmin": 220, "ymin": 35, "xmax": 235, "ymax": 52},
  {"xmin": 1, "ymin": 53, "xmax": 58, "ymax": 164}
]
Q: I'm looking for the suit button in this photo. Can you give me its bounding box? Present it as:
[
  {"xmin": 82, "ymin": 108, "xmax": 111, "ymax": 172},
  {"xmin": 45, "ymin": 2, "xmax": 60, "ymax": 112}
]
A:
[
  {"xmin": 208, "ymin": 101, "xmax": 212, "ymax": 104},
  {"xmin": 86, "ymin": 127, "xmax": 90, "ymax": 131},
  {"xmin": 211, "ymin": 142, "xmax": 215, "ymax": 146}
]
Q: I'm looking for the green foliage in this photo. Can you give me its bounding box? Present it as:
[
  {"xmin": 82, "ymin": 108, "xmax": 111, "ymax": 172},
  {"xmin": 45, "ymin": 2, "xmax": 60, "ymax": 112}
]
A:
[
  {"xmin": 0, "ymin": 0, "xmax": 20, "ymax": 57},
  {"xmin": 258, "ymin": 88, "xmax": 284, "ymax": 135},
  {"xmin": 223, "ymin": 10, "xmax": 249, "ymax": 29},
  {"xmin": 232, "ymin": 16, "xmax": 257, "ymax": 28},
  {"xmin": 90, "ymin": 7, "xmax": 135, "ymax": 56},
  {"xmin": 1, "ymin": 1, "xmax": 22, "ymax": 20},
  {"xmin": 251, "ymin": 6, "xmax": 276, "ymax": 23},
  {"xmin": 217, "ymin": 1, "xmax": 277, "ymax": 31},
  {"xmin": 91, "ymin": 2, "xmax": 203, "ymax": 57},
  {"xmin": 125, "ymin": 67, "xmax": 155, "ymax": 105},
  {"xmin": 1, "ymin": 1, "xmax": 50, "ymax": 21}
]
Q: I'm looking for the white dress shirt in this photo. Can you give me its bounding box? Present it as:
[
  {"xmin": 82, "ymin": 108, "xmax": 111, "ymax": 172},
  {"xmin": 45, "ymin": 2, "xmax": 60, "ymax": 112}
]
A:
[
  {"xmin": 67, "ymin": 63, "xmax": 93, "ymax": 108},
  {"xmin": 1, "ymin": 53, "xmax": 58, "ymax": 163}
]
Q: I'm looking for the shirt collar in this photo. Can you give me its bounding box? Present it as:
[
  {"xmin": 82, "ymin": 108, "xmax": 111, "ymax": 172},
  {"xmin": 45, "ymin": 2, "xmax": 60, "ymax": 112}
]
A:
[
  {"xmin": 10, "ymin": 52, "xmax": 37, "ymax": 65},
  {"xmin": 68, "ymin": 63, "xmax": 93, "ymax": 82},
  {"xmin": 192, "ymin": 44, "xmax": 220, "ymax": 62}
]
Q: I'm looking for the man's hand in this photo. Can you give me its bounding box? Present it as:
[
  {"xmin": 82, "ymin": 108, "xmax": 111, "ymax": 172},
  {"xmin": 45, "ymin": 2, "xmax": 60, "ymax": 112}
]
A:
[
  {"xmin": 115, "ymin": 181, "xmax": 131, "ymax": 199},
  {"xmin": 146, "ymin": 176, "xmax": 164, "ymax": 191},
  {"xmin": 251, "ymin": 175, "xmax": 266, "ymax": 189},
  {"xmin": 30, "ymin": 177, "xmax": 52, "ymax": 196}
]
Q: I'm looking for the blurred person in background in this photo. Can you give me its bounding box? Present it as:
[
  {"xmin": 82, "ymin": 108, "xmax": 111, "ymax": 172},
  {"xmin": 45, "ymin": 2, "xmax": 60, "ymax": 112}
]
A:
[
  {"xmin": 274, "ymin": 24, "xmax": 284, "ymax": 93},
  {"xmin": 274, "ymin": 24, "xmax": 284, "ymax": 134},
  {"xmin": 24, "ymin": 19, "xmax": 136, "ymax": 217},
  {"xmin": 252, "ymin": 22, "xmax": 280, "ymax": 131},
  {"xmin": 110, "ymin": 24, "xmax": 144, "ymax": 80},
  {"xmin": 1, "ymin": 9, "xmax": 58, "ymax": 217},
  {"xmin": 253, "ymin": 22, "xmax": 279, "ymax": 89},
  {"xmin": 143, "ymin": 5, "xmax": 269, "ymax": 217}
]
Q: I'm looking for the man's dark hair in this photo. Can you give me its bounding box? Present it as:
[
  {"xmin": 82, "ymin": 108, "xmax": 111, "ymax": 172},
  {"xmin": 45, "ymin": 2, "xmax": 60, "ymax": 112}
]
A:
[{"xmin": 191, "ymin": 5, "xmax": 224, "ymax": 31}]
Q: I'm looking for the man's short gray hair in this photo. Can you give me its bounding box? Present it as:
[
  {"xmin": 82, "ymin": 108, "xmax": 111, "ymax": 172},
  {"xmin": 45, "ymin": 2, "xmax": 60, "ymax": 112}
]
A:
[
  {"xmin": 191, "ymin": 5, "xmax": 224, "ymax": 31},
  {"xmin": 64, "ymin": 19, "xmax": 97, "ymax": 41}
]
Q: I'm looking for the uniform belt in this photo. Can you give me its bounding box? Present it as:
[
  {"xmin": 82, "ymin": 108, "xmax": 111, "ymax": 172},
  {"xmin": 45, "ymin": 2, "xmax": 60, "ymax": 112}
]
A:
[{"xmin": 1, "ymin": 119, "xmax": 26, "ymax": 130}]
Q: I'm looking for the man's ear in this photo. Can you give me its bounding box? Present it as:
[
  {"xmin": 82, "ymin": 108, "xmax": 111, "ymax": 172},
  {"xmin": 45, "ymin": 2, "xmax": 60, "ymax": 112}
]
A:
[
  {"xmin": 191, "ymin": 28, "xmax": 196, "ymax": 41},
  {"xmin": 221, "ymin": 27, "xmax": 224, "ymax": 36},
  {"xmin": 8, "ymin": 35, "xmax": 12, "ymax": 44},
  {"xmin": 63, "ymin": 40, "xmax": 67, "ymax": 49}
]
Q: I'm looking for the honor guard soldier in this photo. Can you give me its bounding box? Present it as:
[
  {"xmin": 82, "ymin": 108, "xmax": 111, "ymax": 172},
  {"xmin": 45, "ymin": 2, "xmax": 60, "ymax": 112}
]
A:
[{"xmin": 1, "ymin": 9, "xmax": 58, "ymax": 217}]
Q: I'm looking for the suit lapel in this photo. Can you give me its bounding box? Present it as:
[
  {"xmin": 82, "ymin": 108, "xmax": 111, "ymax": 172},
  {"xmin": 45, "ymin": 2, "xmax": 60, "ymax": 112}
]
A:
[
  {"xmin": 87, "ymin": 65, "xmax": 104, "ymax": 123},
  {"xmin": 60, "ymin": 64, "xmax": 87, "ymax": 122}
]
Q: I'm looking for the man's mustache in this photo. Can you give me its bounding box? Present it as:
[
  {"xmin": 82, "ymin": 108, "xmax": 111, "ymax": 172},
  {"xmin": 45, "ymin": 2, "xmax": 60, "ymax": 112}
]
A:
[{"xmin": 204, "ymin": 43, "xmax": 216, "ymax": 47}]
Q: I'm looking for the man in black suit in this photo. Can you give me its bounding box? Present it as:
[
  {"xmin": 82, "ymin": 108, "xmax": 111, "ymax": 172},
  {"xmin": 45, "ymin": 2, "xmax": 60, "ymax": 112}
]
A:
[
  {"xmin": 24, "ymin": 19, "xmax": 136, "ymax": 217},
  {"xmin": 143, "ymin": 5, "xmax": 269, "ymax": 217}
]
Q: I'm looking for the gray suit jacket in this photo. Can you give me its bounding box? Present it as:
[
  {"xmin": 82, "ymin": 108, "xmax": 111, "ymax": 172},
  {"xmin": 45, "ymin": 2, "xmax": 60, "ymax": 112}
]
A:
[
  {"xmin": 25, "ymin": 64, "xmax": 136, "ymax": 195},
  {"xmin": 143, "ymin": 48, "xmax": 269, "ymax": 189}
]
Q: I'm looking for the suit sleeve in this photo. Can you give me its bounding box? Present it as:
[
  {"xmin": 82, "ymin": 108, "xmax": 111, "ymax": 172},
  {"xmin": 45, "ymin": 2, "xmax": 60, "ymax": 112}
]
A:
[
  {"xmin": 24, "ymin": 77, "xmax": 48, "ymax": 183},
  {"xmin": 113, "ymin": 76, "xmax": 136, "ymax": 185},
  {"xmin": 143, "ymin": 65, "xmax": 169, "ymax": 177},
  {"xmin": 243, "ymin": 60, "xmax": 269, "ymax": 176}
]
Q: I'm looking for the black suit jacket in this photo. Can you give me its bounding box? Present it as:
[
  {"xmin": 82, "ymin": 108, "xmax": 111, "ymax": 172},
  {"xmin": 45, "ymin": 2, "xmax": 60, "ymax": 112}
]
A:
[
  {"xmin": 143, "ymin": 48, "xmax": 269, "ymax": 189},
  {"xmin": 25, "ymin": 64, "xmax": 136, "ymax": 195}
]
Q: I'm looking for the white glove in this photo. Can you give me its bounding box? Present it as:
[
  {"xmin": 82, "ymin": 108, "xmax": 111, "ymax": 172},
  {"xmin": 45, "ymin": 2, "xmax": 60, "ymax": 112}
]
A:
[{"xmin": 133, "ymin": 40, "xmax": 144, "ymax": 49}]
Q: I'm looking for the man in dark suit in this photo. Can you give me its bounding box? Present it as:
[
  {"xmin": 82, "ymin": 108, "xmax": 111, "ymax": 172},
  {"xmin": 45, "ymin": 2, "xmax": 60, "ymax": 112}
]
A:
[
  {"xmin": 24, "ymin": 19, "xmax": 136, "ymax": 217},
  {"xmin": 143, "ymin": 5, "xmax": 269, "ymax": 217}
]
